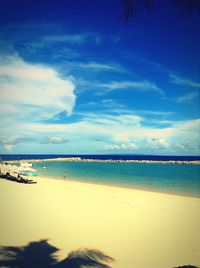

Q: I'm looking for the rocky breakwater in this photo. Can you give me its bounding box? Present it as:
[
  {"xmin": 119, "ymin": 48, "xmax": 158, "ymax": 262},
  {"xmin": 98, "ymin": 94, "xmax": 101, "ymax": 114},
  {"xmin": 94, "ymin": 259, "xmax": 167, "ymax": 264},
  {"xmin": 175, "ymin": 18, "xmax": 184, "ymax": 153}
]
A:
[{"xmin": 4, "ymin": 158, "xmax": 200, "ymax": 165}]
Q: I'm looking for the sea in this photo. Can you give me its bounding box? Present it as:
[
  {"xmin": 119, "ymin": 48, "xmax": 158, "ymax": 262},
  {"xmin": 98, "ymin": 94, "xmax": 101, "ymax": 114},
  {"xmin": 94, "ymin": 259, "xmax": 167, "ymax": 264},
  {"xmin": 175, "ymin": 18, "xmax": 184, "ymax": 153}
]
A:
[{"xmin": 1, "ymin": 154, "xmax": 200, "ymax": 197}]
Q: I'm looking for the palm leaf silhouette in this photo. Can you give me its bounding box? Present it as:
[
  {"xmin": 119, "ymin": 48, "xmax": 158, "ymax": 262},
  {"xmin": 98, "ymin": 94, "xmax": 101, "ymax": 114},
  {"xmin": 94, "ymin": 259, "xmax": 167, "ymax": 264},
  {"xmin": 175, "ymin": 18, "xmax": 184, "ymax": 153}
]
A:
[
  {"xmin": 0, "ymin": 240, "xmax": 58, "ymax": 268},
  {"xmin": 173, "ymin": 265, "xmax": 199, "ymax": 268},
  {"xmin": 56, "ymin": 248, "xmax": 114, "ymax": 268},
  {"xmin": 122, "ymin": 0, "xmax": 200, "ymax": 21},
  {"xmin": 0, "ymin": 240, "xmax": 114, "ymax": 268},
  {"xmin": 171, "ymin": 0, "xmax": 200, "ymax": 14},
  {"xmin": 122, "ymin": 0, "xmax": 155, "ymax": 21}
]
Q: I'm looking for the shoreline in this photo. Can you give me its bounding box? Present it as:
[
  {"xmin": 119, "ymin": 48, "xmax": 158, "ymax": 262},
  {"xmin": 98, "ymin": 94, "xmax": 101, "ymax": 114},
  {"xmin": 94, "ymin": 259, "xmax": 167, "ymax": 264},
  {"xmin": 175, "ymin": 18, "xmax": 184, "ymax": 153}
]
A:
[
  {"xmin": 1, "ymin": 162, "xmax": 200, "ymax": 198},
  {"xmin": 3, "ymin": 157, "xmax": 200, "ymax": 165},
  {"xmin": 1, "ymin": 161, "xmax": 199, "ymax": 198}
]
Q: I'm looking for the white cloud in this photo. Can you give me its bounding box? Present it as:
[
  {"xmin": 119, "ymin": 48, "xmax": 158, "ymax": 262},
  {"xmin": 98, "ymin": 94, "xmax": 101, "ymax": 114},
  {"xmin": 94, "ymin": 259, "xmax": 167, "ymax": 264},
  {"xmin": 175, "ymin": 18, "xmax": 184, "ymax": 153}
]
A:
[
  {"xmin": 106, "ymin": 142, "xmax": 139, "ymax": 152},
  {"xmin": 135, "ymin": 110, "xmax": 174, "ymax": 117},
  {"xmin": 170, "ymin": 74, "xmax": 200, "ymax": 88},
  {"xmin": 42, "ymin": 34, "xmax": 87, "ymax": 44},
  {"xmin": 0, "ymin": 136, "xmax": 36, "ymax": 154},
  {"xmin": 0, "ymin": 54, "xmax": 76, "ymax": 122},
  {"xmin": 17, "ymin": 113, "xmax": 199, "ymax": 154},
  {"xmin": 114, "ymin": 133, "xmax": 130, "ymax": 142},
  {"xmin": 176, "ymin": 91, "xmax": 199, "ymax": 103},
  {"xmin": 78, "ymin": 62, "xmax": 123, "ymax": 72},
  {"xmin": 84, "ymin": 113, "xmax": 142, "ymax": 128},
  {"xmin": 174, "ymin": 119, "xmax": 200, "ymax": 132},
  {"xmin": 4, "ymin": 144, "xmax": 14, "ymax": 152},
  {"xmin": 41, "ymin": 136, "xmax": 69, "ymax": 144},
  {"xmin": 148, "ymin": 138, "xmax": 170, "ymax": 150},
  {"xmin": 98, "ymin": 80, "xmax": 164, "ymax": 94},
  {"xmin": 0, "ymin": 54, "xmax": 77, "ymax": 153},
  {"xmin": 2, "ymin": 115, "xmax": 199, "ymax": 154},
  {"xmin": 0, "ymin": 63, "xmax": 199, "ymax": 156},
  {"xmin": 62, "ymin": 61, "xmax": 125, "ymax": 73}
]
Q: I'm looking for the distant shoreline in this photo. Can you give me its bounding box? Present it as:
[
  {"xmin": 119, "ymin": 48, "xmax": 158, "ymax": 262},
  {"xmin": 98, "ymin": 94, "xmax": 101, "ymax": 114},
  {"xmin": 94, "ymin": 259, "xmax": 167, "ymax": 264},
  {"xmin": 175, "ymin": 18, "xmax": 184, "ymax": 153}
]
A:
[{"xmin": 4, "ymin": 157, "xmax": 200, "ymax": 165}]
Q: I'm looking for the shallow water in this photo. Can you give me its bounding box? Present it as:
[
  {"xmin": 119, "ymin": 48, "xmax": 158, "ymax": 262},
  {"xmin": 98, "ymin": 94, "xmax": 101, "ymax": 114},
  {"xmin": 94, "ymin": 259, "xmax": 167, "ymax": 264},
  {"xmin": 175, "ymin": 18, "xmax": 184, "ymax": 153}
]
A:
[{"xmin": 34, "ymin": 161, "xmax": 200, "ymax": 197}]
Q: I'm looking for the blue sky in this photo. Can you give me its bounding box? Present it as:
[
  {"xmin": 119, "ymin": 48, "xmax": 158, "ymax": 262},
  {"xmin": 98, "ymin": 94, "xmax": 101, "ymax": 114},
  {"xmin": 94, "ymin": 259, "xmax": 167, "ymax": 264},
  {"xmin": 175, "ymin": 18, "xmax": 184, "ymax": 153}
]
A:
[{"xmin": 0, "ymin": 0, "xmax": 199, "ymax": 155}]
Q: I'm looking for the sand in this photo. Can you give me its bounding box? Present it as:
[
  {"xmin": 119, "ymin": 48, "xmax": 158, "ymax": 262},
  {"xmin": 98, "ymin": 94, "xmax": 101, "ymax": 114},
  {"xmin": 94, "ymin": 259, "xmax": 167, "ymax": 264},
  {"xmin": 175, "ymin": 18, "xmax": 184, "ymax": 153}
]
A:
[{"xmin": 0, "ymin": 174, "xmax": 200, "ymax": 268}]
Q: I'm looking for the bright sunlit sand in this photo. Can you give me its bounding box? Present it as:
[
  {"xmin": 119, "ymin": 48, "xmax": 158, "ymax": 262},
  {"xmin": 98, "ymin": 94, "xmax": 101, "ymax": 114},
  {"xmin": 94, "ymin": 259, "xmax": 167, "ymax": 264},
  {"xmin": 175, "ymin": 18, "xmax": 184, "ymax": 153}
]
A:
[{"xmin": 0, "ymin": 174, "xmax": 200, "ymax": 268}]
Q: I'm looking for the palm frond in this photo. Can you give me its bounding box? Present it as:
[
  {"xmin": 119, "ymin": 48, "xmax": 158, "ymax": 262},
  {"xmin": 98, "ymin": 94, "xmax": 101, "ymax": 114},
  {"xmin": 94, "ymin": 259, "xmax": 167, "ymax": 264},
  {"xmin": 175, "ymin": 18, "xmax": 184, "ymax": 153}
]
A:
[
  {"xmin": 171, "ymin": 0, "xmax": 200, "ymax": 14},
  {"xmin": 122, "ymin": 0, "xmax": 155, "ymax": 22},
  {"xmin": 122, "ymin": 0, "xmax": 200, "ymax": 22}
]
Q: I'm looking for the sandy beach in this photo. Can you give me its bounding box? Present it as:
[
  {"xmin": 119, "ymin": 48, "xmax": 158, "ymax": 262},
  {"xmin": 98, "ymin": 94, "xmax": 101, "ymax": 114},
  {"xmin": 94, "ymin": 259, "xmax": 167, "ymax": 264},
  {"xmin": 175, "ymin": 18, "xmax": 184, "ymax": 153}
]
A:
[{"xmin": 0, "ymin": 171, "xmax": 200, "ymax": 268}]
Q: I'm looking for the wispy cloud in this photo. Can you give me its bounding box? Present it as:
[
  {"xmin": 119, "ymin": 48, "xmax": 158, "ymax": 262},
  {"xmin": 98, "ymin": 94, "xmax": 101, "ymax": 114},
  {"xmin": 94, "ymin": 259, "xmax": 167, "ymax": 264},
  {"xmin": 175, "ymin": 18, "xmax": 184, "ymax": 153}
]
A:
[
  {"xmin": 42, "ymin": 34, "xmax": 88, "ymax": 44},
  {"xmin": 40, "ymin": 136, "xmax": 69, "ymax": 144},
  {"xmin": 140, "ymin": 57, "xmax": 169, "ymax": 74},
  {"xmin": 0, "ymin": 23, "xmax": 106, "ymax": 64},
  {"xmin": 84, "ymin": 113, "xmax": 143, "ymax": 127},
  {"xmin": 170, "ymin": 74, "xmax": 200, "ymax": 88},
  {"xmin": 40, "ymin": 31, "xmax": 105, "ymax": 47},
  {"xmin": 133, "ymin": 110, "xmax": 174, "ymax": 117},
  {"xmin": 76, "ymin": 62, "xmax": 124, "ymax": 72},
  {"xmin": 98, "ymin": 80, "xmax": 164, "ymax": 94},
  {"xmin": 61, "ymin": 61, "xmax": 125, "ymax": 74},
  {"xmin": 176, "ymin": 91, "xmax": 199, "ymax": 103},
  {"xmin": 77, "ymin": 99, "xmax": 128, "ymax": 114}
]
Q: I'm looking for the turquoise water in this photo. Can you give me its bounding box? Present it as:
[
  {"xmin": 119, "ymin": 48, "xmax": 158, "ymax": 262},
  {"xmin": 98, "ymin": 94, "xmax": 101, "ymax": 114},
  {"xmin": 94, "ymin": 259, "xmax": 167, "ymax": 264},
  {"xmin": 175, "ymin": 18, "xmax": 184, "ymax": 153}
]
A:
[{"xmin": 35, "ymin": 161, "xmax": 200, "ymax": 197}]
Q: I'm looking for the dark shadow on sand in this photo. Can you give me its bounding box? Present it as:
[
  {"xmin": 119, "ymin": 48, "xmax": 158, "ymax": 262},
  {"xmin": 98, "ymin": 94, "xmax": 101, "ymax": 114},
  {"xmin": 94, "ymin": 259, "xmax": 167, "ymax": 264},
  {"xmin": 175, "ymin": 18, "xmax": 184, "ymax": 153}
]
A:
[
  {"xmin": 0, "ymin": 240, "xmax": 199, "ymax": 268},
  {"xmin": 174, "ymin": 266, "xmax": 199, "ymax": 268},
  {"xmin": 0, "ymin": 240, "xmax": 114, "ymax": 268},
  {"xmin": 0, "ymin": 172, "xmax": 37, "ymax": 184}
]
